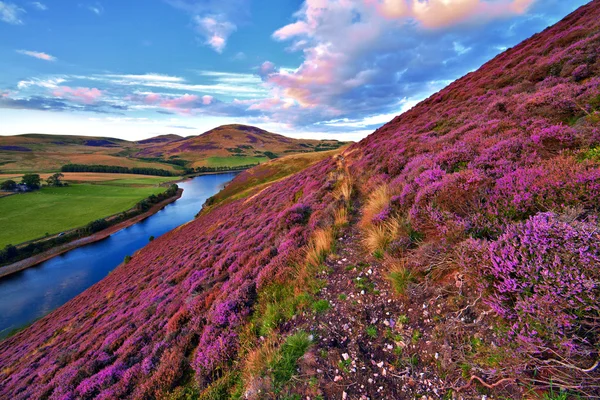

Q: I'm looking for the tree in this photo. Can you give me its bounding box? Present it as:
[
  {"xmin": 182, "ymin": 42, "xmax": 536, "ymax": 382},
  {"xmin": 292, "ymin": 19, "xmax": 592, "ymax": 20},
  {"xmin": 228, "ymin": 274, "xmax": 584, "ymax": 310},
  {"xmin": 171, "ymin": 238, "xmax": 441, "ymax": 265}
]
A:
[
  {"xmin": 46, "ymin": 173, "xmax": 64, "ymax": 187},
  {"xmin": 21, "ymin": 174, "xmax": 41, "ymax": 189},
  {"xmin": 1, "ymin": 180, "xmax": 16, "ymax": 191}
]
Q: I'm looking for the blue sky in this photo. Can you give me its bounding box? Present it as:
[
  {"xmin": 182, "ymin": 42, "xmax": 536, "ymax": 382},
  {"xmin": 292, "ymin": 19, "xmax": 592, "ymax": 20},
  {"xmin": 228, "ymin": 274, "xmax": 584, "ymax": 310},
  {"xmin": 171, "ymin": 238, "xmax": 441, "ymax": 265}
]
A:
[{"xmin": 0, "ymin": 0, "xmax": 590, "ymax": 141}]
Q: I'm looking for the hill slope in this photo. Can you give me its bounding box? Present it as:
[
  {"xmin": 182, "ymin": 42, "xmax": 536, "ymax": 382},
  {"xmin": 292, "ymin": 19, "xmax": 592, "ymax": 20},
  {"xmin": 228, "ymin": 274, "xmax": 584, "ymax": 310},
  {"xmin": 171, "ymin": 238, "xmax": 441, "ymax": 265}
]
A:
[
  {"xmin": 1, "ymin": 2, "xmax": 600, "ymax": 399},
  {"xmin": 133, "ymin": 124, "xmax": 347, "ymax": 168},
  {"xmin": 0, "ymin": 126, "xmax": 347, "ymax": 173}
]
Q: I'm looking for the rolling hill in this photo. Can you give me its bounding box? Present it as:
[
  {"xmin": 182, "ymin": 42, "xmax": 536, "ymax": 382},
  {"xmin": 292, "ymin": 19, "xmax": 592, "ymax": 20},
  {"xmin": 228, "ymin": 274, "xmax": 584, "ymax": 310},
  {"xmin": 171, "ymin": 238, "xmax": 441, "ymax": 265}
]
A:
[
  {"xmin": 133, "ymin": 124, "xmax": 347, "ymax": 168},
  {"xmin": 1, "ymin": 2, "xmax": 599, "ymax": 399},
  {"xmin": 0, "ymin": 126, "xmax": 348, "ymax": 173}
]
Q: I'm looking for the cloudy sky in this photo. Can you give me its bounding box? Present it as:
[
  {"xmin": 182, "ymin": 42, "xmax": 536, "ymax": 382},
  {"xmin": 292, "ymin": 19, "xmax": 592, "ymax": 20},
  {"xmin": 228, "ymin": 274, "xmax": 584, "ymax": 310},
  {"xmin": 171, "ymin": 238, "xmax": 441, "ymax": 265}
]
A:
[{"xmin": 0, "ymin": 0, "xmax": 589, "ymax": 141}]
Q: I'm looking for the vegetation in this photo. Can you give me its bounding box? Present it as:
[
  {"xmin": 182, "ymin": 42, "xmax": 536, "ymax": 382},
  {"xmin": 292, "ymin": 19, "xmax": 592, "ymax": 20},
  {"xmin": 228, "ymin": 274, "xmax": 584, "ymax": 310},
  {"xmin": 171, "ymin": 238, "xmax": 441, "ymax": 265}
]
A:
[
  {"xmin": 45, "ymin": 173, "xmax": 65, "ymax": 187},
  {"xmin": 21, "ymin": 173, "xmax": 41, "ymax": 189},
  {"xmin": 61, "ymin": 163, "xmax": 176, "ymax": 176},
  {"xmin": 0, "ymin": 181, "xmax": 171, "ymax": 248},
  {"xmin": 0, "ymin": 184, "xmax": 179, "ymax": 266},
  {"xmin": 2, "ymin": 5, "xmax": 600, "ymax": 400},
  {"xmin": 202, "ymin": 156, "xmax": 267, "ymax": 168},
  {"xmin": 0, "ymin": 179, "xmax": 16, "ymax": 190}
]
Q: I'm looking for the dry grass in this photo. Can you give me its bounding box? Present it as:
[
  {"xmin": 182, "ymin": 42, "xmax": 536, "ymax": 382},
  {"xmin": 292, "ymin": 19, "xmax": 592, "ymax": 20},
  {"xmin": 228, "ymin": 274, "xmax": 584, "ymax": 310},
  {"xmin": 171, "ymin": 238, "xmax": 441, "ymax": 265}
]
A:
[
  {"xmin": 363, "ymin": 218, "xmax": 400, "ymax": 253},
  {"xmin": 305, "ymin": 228, "xmax": 335, "ymax": 268},
  {"xmin": 360, "ymin": 184, "xmax": 390, "ymax": 227},
  {"xmin": 334, "ymin": 177, "xmax": 353, "ymax": 203},
  {"xmin": 242, "ymin": 338, "xmax": 278, "ymax": 384},
  {"xmin": 334, "ymin": 206, "xmax": 348, "ymax": 227}
]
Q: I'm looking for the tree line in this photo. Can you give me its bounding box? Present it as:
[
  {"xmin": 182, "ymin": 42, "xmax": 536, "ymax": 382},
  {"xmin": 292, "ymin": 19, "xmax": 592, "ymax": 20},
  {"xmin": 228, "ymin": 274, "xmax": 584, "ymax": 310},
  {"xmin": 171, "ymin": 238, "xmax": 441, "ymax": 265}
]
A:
[
  {"xmin": 61, "ymin": 164, "xmax": 176, "ymax": 176},
  {"xmin": 0, "ymin": 184, "xmax": 180, "ymax": 267}
]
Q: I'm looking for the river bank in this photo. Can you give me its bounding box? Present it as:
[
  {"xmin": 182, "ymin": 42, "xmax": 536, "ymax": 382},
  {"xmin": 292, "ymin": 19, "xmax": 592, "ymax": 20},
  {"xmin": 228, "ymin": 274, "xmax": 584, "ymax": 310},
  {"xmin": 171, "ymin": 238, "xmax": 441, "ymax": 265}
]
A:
[{"xmin": 0, "ymin": 189, "xmax": 183, "ymax": 279}]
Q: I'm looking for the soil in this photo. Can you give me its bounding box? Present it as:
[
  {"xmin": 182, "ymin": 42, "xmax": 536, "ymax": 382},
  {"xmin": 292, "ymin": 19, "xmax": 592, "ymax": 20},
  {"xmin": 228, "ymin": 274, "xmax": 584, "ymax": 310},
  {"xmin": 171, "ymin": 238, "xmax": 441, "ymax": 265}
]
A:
[{"xmin": 286, "ymin": 223, "xmax": 520, "ymax": 399}]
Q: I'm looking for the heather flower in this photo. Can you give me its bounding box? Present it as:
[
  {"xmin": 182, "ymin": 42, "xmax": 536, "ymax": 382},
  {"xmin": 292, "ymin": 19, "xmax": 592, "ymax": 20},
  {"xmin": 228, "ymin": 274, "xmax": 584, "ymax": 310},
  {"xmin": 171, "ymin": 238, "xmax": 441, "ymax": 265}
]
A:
[{"xmin": 484, "ymin": 213, "xmax": 599, "ymax": 359}]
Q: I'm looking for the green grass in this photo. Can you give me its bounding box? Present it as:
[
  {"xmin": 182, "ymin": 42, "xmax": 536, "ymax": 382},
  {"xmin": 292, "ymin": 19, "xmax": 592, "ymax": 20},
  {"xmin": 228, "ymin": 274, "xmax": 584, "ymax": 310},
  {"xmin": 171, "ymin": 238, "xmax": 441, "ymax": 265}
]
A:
[
  {"xmin": 94, "ymin": 177, "xmax": 178, "ymax": 186},
  {"xmin": 204, "ymin": 156, "xmax": 268, "ymax": 168},
  {"xmin": 270, "ymin": 331, "xmax": 312, "ymax": 390},
  {"xmin": 0, "ymin": 183, "xmax": 164, "ymax": 247},
  {"xmin": 366, "ymin": 325, "xmax": 378, "ymax": 339}
]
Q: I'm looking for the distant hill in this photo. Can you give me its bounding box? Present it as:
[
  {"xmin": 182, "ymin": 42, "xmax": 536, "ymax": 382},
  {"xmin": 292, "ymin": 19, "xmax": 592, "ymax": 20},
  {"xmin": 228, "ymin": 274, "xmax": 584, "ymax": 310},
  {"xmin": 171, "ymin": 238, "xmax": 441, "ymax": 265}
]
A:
[
  {"xmin": 133, "ymin": 124, "xmax": 347, "ymax": 168},
  {"xmin": 0, "ymin": 126, "xmax": 348, "ymax": 173}
]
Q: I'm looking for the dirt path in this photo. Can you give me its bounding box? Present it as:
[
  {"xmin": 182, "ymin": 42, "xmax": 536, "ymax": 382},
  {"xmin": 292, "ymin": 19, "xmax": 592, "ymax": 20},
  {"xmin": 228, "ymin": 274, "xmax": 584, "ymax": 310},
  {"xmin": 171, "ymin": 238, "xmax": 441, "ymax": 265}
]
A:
[
  {"xmin": 288, "ymin": 221, "xmax": 495, "ymax": 399},
  {"xmin": 0, "ymin": 189, "xmax": 183, "ymax": 279}
]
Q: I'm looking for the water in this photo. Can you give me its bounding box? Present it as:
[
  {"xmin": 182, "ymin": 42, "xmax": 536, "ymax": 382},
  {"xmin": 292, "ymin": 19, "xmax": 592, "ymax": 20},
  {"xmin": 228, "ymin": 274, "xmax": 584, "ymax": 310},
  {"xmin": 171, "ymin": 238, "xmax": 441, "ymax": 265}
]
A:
[{"xmin": 0, "ymin": 173, "xmax": 237, "ymax": 337}]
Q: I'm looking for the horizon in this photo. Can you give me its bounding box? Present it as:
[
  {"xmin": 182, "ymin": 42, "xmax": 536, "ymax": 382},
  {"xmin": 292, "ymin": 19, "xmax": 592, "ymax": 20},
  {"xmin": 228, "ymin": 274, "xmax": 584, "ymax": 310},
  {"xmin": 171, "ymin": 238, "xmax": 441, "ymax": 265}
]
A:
[{"xmin": 0, "ymin": 0, "xmax": 589, "ymax": 141}]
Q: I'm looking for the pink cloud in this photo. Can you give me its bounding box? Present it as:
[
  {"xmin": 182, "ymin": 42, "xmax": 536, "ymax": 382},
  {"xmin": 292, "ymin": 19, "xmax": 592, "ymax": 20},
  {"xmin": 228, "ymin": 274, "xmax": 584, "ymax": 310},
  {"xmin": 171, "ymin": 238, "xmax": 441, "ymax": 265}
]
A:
[
  {"xmin": 265, "ymin": 0, "xmax": 535, "ymax": 115},
  {"xmin": 53, "ymin": 86, "xmax": 103, "ymax": 104},
  {"xmin": 371, "ymin": 0, "xmax": 537, "ymax": 28},
  {"xmin": 159, "ymin": 94, "xmax": 199, "ymax": 110},
  {"xmin": 16, "ymin": 50, "xmax": 57, "ymax": 61}
]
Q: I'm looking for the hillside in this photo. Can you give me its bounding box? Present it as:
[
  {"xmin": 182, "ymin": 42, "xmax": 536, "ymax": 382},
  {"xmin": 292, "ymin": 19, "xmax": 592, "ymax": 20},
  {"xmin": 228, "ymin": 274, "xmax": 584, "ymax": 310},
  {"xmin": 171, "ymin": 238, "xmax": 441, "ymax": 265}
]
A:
[
  {"xmin": 133, "ymin": 124, "xmax": 347, "ymax": 168},
  {"xmin": 1, "ymin": 2, "xmax": 600, "ymax": 399},
  {"xmin": 0, "ymin": 126, "xmax": 347, "ymax": 173}
]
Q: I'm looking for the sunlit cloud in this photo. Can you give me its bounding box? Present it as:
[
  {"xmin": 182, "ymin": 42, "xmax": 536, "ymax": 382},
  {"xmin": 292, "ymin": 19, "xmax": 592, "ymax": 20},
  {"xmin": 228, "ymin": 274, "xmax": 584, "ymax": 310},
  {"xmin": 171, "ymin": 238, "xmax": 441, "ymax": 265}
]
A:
[
  {"xmin": 53, "ymin": 86, "xmax": 103, "ymax": 104},
  {"xmin": 16, "ymin": 49, "xmax": 56, "ymax": 61}
]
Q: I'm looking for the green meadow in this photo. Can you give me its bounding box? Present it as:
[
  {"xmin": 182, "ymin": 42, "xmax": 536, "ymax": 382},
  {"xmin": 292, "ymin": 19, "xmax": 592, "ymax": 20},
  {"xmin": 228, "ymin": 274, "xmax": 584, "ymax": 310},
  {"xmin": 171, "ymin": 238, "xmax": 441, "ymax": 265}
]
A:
[
  {"xmin": 204, "ymin": 156, "xmax": 268, "ymax": 167},
  {"xmin": 0, "ymin": 182, "xmax": 166, "ymax": 248}
]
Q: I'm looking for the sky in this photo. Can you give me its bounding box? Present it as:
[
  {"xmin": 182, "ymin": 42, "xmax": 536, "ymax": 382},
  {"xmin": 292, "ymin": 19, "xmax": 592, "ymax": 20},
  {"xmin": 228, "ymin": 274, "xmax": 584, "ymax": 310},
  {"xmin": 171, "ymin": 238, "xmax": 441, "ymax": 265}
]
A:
[{"xmin": 0, "ymin": 0, "xmax": 590, "ymax": 141}]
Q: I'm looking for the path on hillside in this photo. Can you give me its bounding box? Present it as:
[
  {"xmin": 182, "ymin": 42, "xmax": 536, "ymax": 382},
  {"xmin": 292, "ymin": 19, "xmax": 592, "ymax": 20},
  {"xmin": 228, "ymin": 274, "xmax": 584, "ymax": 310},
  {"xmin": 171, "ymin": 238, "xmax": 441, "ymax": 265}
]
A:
[{"xmin": 288, "ymin": 221, "xmax": 514, "ymax": 399}]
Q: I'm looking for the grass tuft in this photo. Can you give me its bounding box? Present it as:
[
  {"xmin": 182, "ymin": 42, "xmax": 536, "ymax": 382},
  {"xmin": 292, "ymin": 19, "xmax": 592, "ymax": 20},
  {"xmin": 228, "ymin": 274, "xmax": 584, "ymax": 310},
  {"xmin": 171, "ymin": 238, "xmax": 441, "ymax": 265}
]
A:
[{"xmin": 386, "ymin": 258, "xmax": 416, "ymax": 296}]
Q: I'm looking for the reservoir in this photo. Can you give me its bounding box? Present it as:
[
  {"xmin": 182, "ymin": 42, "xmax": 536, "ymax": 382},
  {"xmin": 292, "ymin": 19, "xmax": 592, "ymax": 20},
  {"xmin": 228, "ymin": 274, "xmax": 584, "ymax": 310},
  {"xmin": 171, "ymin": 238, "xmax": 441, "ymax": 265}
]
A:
[{"xmin": 0, "ymin": 173, "xmax": 237, "ymax": 338}]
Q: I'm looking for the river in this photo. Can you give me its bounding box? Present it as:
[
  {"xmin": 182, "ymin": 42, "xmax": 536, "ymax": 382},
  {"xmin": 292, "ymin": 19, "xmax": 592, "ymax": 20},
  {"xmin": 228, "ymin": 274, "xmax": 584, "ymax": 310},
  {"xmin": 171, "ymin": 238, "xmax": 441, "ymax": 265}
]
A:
[{"xmin": 0, "ymin": 173, "xmax": 237, "ymax": 338}]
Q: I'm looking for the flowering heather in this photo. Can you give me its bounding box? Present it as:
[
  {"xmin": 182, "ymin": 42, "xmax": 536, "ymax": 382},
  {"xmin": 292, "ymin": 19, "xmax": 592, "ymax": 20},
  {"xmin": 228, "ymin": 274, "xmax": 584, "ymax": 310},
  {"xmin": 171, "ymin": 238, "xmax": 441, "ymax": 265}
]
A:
[
  {"xmin": 2, "ymin": 2, "xmax": 600, "ymax": 398},
  {"xmin": 485, "ymin": 213, "xmax": 599, "ymax": 359}
]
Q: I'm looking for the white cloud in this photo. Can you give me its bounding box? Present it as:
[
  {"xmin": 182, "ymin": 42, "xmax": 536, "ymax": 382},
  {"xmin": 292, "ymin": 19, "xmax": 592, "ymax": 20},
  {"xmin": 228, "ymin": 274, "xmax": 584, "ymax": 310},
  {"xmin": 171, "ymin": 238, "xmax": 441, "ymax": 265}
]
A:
[
  {"xmin": 193, "ymin": 15, "xmax": 236, "ymax": 53},
  {"xmin": 16, "ymin": 49, "xmax": 56, "ymax": 61},
  {"xmin": 88, "ymin": 2, "xmax": 103, "ymax": 15},
  {"xmin": 0, "ymin": 1, "xmax": 25, "ymax": 24},
  {"xmin": 102, "ymin": 74, "xmax": 185, "ymax": 83},
  {"xmin": 30, "ymin": 2, "xmax": 47, "ymax": 11},
  {"xmin": 17, "ymin": 77, "xmax": 66, "ymax": 89}
]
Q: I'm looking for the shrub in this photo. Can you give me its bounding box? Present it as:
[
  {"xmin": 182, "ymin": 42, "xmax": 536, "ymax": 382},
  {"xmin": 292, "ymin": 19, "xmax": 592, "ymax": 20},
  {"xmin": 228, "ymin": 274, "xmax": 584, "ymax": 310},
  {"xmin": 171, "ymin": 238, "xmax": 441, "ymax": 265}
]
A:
[{"xmin": 484, "ymin": 213, "xmax": 599, "ymax": 365}]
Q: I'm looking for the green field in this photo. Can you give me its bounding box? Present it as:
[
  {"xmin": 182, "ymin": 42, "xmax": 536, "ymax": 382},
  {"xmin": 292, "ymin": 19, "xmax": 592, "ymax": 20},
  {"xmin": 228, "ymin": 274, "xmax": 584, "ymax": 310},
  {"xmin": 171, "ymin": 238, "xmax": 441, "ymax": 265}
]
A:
[
  {"xmin": 0, "ymin": 183, "xmax": 165, "ymax": 248},
  {"xmin": 94, "ymin": 177, "xmax": 177, "ymax": 186},
  {"xmin": 204, "ymin": 156, "xmax": 268, "ymax": 167}
]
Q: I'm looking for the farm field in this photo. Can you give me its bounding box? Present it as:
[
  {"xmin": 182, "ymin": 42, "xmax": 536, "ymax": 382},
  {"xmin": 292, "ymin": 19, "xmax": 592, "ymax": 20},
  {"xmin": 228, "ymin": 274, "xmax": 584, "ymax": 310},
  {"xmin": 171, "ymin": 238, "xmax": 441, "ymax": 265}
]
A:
[
  {"xmin": 201, "ymin": 156, "xmax": 268, "ymax": 167},
  {"xmin": 0, "ymin": 182, "xmax": 166, "ymax": 248},
  {"xmin": 0, "ymin": 172, "xmax": 179, "ymax": 183}
]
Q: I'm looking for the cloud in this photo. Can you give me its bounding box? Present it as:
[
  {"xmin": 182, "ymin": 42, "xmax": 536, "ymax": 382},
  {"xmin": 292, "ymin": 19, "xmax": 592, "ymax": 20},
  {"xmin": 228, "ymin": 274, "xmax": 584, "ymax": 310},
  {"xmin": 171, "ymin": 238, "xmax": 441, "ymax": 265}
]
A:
[
  {"xmin": 167, "ymin": 125, "xmax": 196, "ymax": 130},
  {"xmin": 53, "ymin": 86, "xmax": 103, "ymax": 104},
  {"xmin": 16, "ymin": 50, "xmax": 56, "ymax": 61},
  {"xmin": 0, "ymin": 95, "xmax": 125, "ymax": 114},
  {"xmin": 95, "ymin": 71, "xmax": 266, "ymax": 97},
  {"xmin": 87, "ymin": 2, "xmax": 103, "ymax": 15},
  {"xmin": 0, "ymin": 1, "xmax": 25, "ymax": 24},
  {"xmin": 165, "ymin": 0, "xmax": 249, "ymax": 53},
  {"xmin": 102, "ymin": 73, "xmax": 184, "ymax": 83},
  {"xmin": 17, "ymin": 77, "xmax": 66, "ymax": 89},
  {"xmin": 369, "ymin": 0, "xmax": 536, "ymax": 28},
  {"xmin": 194, "ymin": 15, "xmax": 236, "ymax": 53},
  {"xmin": 259, "ymin": 0, "xmax": 588, "ymax": 129},
  {"xmin": 30, "ymin": 2, "xmax": 47, "ymax": 11}
]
